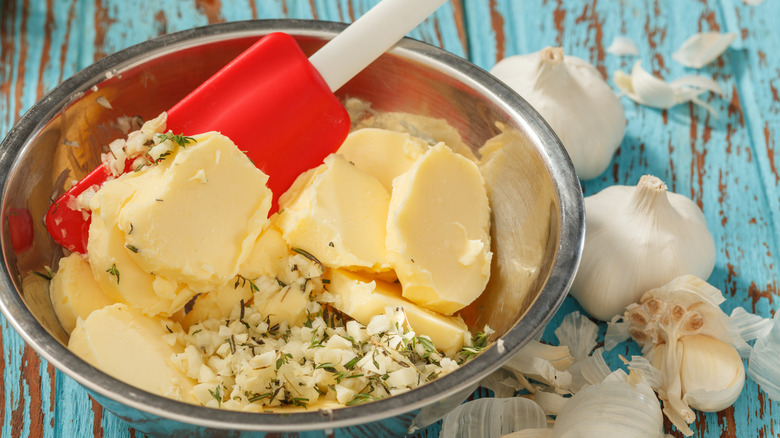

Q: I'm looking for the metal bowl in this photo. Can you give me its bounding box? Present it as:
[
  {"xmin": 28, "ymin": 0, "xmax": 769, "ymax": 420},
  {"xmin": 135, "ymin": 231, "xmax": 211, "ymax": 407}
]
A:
[{"xmin": 0, "ymin": 20, "xmax": 583, "ymax": 436}]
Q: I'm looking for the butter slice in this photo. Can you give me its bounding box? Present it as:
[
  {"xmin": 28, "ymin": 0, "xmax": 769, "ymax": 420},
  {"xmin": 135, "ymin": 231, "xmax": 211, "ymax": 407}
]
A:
[
  {"xmin": 119, "ymin": 132, "xmax": 272, "ymax": 290},
  {"xmin": 49, "ymin": 253, "xmax": 114, "ymax": 333},
  {"xmin": 337, "ymin": 128, "xmax": 428, "ymax": 192},
  {"xmin": 276, "ymin": 154, "xmax": 391, "ymax": 272},
  {"xmin": 326, "ymin": 269, "xmax": 469, "ymax": 356},
  {"xmin": 68, "ymin": 303, "xmax": 197, "ymax": 403},
  {"xmin": 238, "ymin": 226, "xmax": 290, "ymax": 279},
  {"xmin": 386, "ymin": 144, "xmax": 492, "ymax": 315},
  {"xmin": 88, "ymin": 175, "xmax": 196, "ymax": 317}
]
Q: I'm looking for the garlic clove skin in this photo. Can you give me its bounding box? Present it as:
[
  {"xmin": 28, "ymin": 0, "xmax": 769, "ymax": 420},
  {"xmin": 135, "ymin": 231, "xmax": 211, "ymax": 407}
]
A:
[
  {"xmin": 490, "ymin": 47, "xmax": 626, "ymax": 180},
  {"xmin": 570, "ymin": 175, "xmax": 716, "ymax": 321}
]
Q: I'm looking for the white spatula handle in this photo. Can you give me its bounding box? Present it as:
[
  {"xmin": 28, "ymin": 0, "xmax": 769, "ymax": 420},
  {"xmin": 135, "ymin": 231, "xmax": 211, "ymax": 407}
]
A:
[{"xmin": 309, "ymin": 0, "xmax": 448, "ymax": 92}]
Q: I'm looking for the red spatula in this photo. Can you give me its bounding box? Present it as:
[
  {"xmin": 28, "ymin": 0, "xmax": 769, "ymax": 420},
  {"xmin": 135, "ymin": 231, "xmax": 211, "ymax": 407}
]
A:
[{"xmin": 45, "ymin": 0, "xmax": 447, "ymax": 254}]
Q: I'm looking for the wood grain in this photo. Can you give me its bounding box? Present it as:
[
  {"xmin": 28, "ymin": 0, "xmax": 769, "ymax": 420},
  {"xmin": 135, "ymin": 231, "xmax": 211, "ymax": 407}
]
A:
[{"xmin": 1, "ymin": 0, "xmax": 778, "ymax": 437}]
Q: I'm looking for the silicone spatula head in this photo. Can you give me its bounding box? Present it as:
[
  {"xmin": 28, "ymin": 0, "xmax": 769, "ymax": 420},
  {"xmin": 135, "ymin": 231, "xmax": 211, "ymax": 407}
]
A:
[{"xmin": 45, "ymin": 0, "xmax": 448, "ymax": 254}]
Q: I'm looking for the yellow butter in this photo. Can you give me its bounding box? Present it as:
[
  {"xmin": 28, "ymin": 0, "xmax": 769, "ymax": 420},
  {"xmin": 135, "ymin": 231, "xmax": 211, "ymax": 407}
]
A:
[
  {"xmin": 276, "ymin": 154, "xmax": 391, "ymax": 272},
  {"xmin": 336, "ymin": 128, "xmax": 428, "ymax": 192},
  {"xmin": 238, "ymin": 226, "xmax": 290, "ymax": 279},
  {"xmin": 88, "ymin": 179, "xmax": 196, "ymax": 317},
  {"xmin": 386, "ymin": 144, "xmax": 492, "ymax": 315},
  {"xmin": 326, "ymin": 269, "xmax": 469, "ymax": 356},
  {"xmin": 68, "ymin": 303, "xmax": 197, "ymax": 403},
  {"xmin": 118, "ymin": 132, "xmax": 272, "ymax": 290},
  {"xmin": 49, "ymin": 253, "xmax": 114, "ymax": 333}
]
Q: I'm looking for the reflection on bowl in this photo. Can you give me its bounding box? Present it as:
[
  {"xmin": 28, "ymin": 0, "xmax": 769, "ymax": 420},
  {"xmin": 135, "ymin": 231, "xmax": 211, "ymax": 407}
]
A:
[{"xmin": 0, "ymin": 20, "xmax": 583, "ymax": 436}]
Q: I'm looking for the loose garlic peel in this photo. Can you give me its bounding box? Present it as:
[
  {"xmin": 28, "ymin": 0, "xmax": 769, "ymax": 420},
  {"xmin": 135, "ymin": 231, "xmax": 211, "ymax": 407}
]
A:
[
  {"xmin": 570, "ymin": 175, "xmax": 716, "ymax": 321},
  {"xmin": 622, "ymin": 275, "xmax": 746, "ymax": 437},
  {"xmin": 490, "ymin": 47, "xmax": 626, "ymax": 180}
]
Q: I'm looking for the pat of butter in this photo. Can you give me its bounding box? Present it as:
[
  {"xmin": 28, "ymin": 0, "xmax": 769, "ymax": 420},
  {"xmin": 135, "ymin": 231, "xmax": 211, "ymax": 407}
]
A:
[
  {"xmin": 118, "ymin": 132, "xmax": 272, "ymax": 290},
  {"xmin": 238, "ymin": 226, "xmax": 290, "ymax": 279},
  {"xmin": 68, "ymin": 303, "xmax": 197, "ymax": 403},
  {"xmin": 336, "ymin": 128, "xmax": 428, "ymax": 192},
  {"xmin": 276, "ymin": 154, "xmax": 391, "ymax": 272},
  {"xmin": 386, "ymin": 144, "xmax": 492, "ymax": 315},
  {"xmin": 49, "ymin": 253, "xmax": 114, "ymax": 333},
  {"xmin": 326, "ymin": 269, "xmax": 470, "ymax": 356},
  {"xmin": 88, "ymin": 177, "xmax": 197, "ymax": 317}
]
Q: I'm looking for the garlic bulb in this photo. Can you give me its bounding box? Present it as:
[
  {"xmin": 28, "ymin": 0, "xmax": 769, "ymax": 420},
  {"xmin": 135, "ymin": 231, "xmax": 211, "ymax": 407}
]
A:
[
  {"xmin": 550, "ymin": 379, "xmax": 665, "ymax": 438},
  {"xmin": 490, "ymin": 47, "xmax": 625, "ymax": 180},
  {"xmin": 570, "ymin": 175, "xmax": 716, "ymax": 321},
  {"xmin": 621, "ymin": 275, "xmax": 746, "ymax": 437}
]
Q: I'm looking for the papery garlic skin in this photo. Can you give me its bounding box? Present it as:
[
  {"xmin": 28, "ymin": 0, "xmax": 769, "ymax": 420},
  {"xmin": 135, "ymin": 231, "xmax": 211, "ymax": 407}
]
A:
[
  {"xmin": 490, "ymin": 47, "xmax": 626, "ymax": 180},
  {"xmin": 570, "ymin": 175, "xmax": 716, "ymax": 321}
]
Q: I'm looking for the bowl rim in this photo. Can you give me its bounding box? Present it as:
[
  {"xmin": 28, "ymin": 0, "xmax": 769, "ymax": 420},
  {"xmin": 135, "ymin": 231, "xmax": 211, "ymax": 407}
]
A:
[{"xmin": 0, "ymin": 19, "xmax": 584, "ymax": 432}]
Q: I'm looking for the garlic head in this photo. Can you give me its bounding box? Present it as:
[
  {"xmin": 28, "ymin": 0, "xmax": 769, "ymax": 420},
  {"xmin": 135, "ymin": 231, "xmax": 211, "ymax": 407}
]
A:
[
  {"xmin": 570, "ymin": 175, "xmax": 716, "ymax": 321},
  {"xmin": 622, "ymin": 275, "xmax": 745, "ymax": 436},
  {"xmin": 490, "ymin": 47, "xmax": 626, "ymax": 180}
]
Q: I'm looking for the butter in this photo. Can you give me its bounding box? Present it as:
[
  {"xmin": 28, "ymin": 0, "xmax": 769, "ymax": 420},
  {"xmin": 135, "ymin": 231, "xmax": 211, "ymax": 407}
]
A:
[
  {"xmin": 118, "ymin": 132, "xmax": 272, "ymax": 290},
  {"xmin": 68, "ymin": 303, "xmax": 197, "ymax": 403},
  {"xmin": 336, "ymin": 128, "xmax": 428, "ymax": 192},
  {"xmin": 276, "ymin": 154, "xmax": 391, "ymax": 272},
  {"xmin": 88, "ymin": 179, "xmax": 196, "ymax": 316},
  {"xmin": 238, "ymin": 226, "xmax": 290, "ymax": 279},
  {"xmin": 49, "ymin": 253, "xmax": 114, "ymax": 333},
  {"xmin": 386, "ymin": 144, "xmax": 492, "ymax": 315},
  {"xmin": 326, "ymin": 269, "xmax": 470, "ymax": 356}
]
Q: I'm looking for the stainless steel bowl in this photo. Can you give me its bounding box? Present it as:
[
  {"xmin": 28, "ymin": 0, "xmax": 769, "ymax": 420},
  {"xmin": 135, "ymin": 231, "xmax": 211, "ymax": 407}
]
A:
[{"xmin": 0, "ymin": 20, "xmax": 583, "ymax": 436}]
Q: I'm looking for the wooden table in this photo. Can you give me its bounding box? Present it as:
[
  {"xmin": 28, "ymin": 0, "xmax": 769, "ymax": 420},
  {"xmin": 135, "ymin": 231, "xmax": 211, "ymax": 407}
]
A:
[{"xmin": 1, "ymin": 0, "xmax": 778, "ymax": 436}]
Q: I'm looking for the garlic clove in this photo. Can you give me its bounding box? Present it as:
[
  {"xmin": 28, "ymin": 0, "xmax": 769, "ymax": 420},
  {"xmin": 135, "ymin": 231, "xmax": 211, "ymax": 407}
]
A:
[
  {"xmin": 678, "ymin": 334, "xmax": 745, "ymax": 412},
  {"xmin": 490, "ymin": 47, "xmax": 626, "ymax": 180},
  {"xmin": 671, "ymin": 32, "xmax": 737, "ymax": 69},
  {"xmin": 570, "ymin": 176, "xmax": 716, "ymax": 321},
  {"xmin": 606, "ymin": 35, "xmax": 640, "ymax": 56}
]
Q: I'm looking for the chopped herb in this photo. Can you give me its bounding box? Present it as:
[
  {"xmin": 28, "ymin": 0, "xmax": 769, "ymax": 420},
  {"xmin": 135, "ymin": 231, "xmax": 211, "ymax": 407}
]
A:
[
  {"xmin": 315, "ymin": 363, "xmax": 337, "ymax": 372},
  {"xmin": 344, "ymin": 357, "xmax": 360, "ymax": 370},
  {"xmin": 32, "ymin": 270, "xmax": 53, "ymax": 281},
  {"xmin": 157, "ymin": 132, "xmax": 195, "ymax": 147},
  {"xmin": 275, "ymin": 277, "xmax": 287, "ymax": 288},
  {"xmin": 106, "ymin": 263, "xmax": 120, "ymax": 284},
  {"xmin": 125, "ymin": 244, "xmax": 140, "ymax": 253},
  {"xmin": 322, "ymin": 279, "xmax": 331, "ymax": 284},
  {"xmin": 191, "ymin": 329, "xmax": 202, "ymax": 335},
  {"xmin": 346, "ymin": 393, "xmax": 380, "ymax": 406},
  {"xmin": 165, "ymin": 325, "xmax": 173, "ymax": 334},
  {"xmin": 234, "ymin": 275, "xmax": 259, "ymax": 293},
  {"xmin": 208, "ymin": 386, "xmax": 222, "ymax": 407},
  {"xmin": 291, "ymin": 247, "xmax": 324, "ymax": 271},
  {"xmin": 228, "ymin": 335, "xmax": 236, "ymax": 354},
  {"xmin": 247, "ymin": 392, "xmax": 271, "ymax": 403}
]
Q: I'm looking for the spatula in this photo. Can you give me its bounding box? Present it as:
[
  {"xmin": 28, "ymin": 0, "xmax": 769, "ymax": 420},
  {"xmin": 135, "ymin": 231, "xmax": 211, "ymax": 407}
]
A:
[{"xmin": 45, "ymin": 0, "xmax": 448, "ymax": 254}]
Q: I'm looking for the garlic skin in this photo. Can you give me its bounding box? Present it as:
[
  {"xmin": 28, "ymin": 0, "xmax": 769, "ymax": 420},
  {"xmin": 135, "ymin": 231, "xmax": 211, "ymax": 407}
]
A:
[
  {"xmin": 490, "ymin": 47, "xmax": 626, "ymax": 180},
  {"xmin": 623, "ymin": 275, "xmax": 746, "ymax": 436},
  {"xmin": 570, "ymin": 175, "xmax": 716, "ymax": 321}
]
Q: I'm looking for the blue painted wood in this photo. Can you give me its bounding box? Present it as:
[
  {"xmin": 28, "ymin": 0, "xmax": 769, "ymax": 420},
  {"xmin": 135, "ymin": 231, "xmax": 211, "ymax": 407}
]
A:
[{"xmin": 1, "ymin": 0, "xmax": 778, "ymax": 436}]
